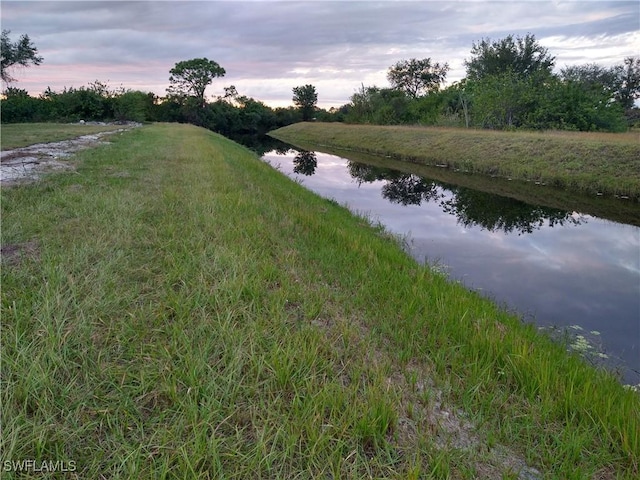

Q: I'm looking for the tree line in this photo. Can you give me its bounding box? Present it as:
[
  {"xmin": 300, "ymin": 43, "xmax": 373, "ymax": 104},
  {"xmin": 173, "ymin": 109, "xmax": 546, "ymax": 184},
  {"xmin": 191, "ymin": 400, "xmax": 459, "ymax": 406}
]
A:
[
  {"xmin": 1, "ymin": 30, "xmax": 638, "ymax": 133},
  {"xmin": 344, "ymin": 34, "xmax": 639, "ymax": 132},
  {"xmin": 0, "ymin": 32, "xmax": 338, "ymax": 134},
  {"xmin": 0, "ymin": 80, "xmax": 341, "ymax": 135}
]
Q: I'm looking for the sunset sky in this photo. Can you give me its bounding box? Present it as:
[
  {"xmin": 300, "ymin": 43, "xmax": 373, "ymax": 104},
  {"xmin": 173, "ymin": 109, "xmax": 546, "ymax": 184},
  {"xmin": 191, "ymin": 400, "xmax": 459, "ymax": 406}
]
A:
[{"xmin": 2, "ymin": 0, "xmax": 638, "ymax": 108}]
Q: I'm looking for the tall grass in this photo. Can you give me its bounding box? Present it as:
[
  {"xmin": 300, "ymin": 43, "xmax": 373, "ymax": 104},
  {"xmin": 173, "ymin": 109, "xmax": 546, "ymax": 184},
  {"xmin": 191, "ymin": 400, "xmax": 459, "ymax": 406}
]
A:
[
  {"xmin": 269, "ymin": 122, "xmax": 640, "ymax": 199},
  {"xmin": 2, "ymin": 123, "xmax": 638, "ymax": 478}
]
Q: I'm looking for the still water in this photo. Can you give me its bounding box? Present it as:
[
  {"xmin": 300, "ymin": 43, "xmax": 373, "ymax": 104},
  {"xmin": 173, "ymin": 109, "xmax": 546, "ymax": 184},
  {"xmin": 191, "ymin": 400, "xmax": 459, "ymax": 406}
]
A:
[{"xmin": 261, "ymin": 146, "xmax": 640, "ymax": 384}]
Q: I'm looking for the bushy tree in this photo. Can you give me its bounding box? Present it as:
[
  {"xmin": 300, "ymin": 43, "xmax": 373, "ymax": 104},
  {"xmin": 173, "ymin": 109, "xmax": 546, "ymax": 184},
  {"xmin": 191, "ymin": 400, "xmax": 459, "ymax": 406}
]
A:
[
  {"xmin": 468, "ymin": 71, "xmax": 542, "ymax": 129},
  {"xmin": 317, "ymin": 105, "xmax": 349, "ymax": 122},
  {"xmin": 387, "ymin": 58, "xmax": 449, "ymax": 98},
  {"xmin": 346, "ymin": 85, "xmax": 414, "ymax": 124},
  {"xmin": 367, "ymin": 88, "xmax": 413, "ymax": 124},
  {"xmin": 1, "ymin": 29, "xmax": 43, "ymax": 84},
  {"xmin": 235, "ymin": 96, "xmax": 276, "ymax": 134},
  {"xmin": 465, "ymin": 34, "xmax": 554, "ymax": 80},
  {"xmin": 205, "ymin": 100, "xmax": 241, "ymax": 134},
  {"xmin": 113, "ymin": 91, "xmax": 157, "ymax": 122},
  {"xmin": 560, "ymin": 59, "xmax": 639, "ymax": 108},
  {"xmin": 526, "ymin": 76, "xmax": 626, "ymax": 132},
  {"xmin": 559, "ymin": 57, "xmax": 638, "ymax": 127},
  {"xmin": 560, "ymin": 63, "xmax": 618, "ymax": 92},
  {"xmin": 41, "ymin": 86, "xmax": 110, "ymax": 121},
  {"xmin": 168, "ymin": 58, "xmax": 225, "ymax": 107},
  {"xmin": 346, "ymin": 84, "xmax": 375, "ymax": 123},
  {"xmin": 409, "ymin": 91, "xmax": 449, "ymax": 125},
  {"xmin": 292, "ymin": 84, "xmax": 318, "ymax": 121},
  {"xmin": 274, "ymin": 106, "xmax": 302, "ymax": 126},
  {"xmin": 612, "ymin": 56, "xmax": 640, "ymax": 110},
  {"xmin": 0, "ymin": 87, "xmax": 48, "ymax": 122},
  {"xmin": 437, "ymin": 81, "xmax": 472, "ymax": 127}
]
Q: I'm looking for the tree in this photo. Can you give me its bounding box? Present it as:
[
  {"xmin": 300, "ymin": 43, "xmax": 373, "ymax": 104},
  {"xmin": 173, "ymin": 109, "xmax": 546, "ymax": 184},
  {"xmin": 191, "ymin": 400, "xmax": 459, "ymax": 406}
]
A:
[
  {"xmin": 0, "ymin": 87, "xmax": 45, "ymax": 122},
  {"xmin": 441, "ymin": 81, "xmax": 471, "ymax": 127},
  {"xmin": 347, "ymin": 84, "xmax": 376, "ymax": 123},
  {"xmin": 560, "ymin": 63, "xmax": 617, "ymax": 91},
  {"xmin": 113, "ymin": 90, "xmax": 157, "ymax": 122},
  {"xmin": 527, "ymin": 76, "xmax": 626, "ymax": 132},
  {"xmin": 560, "ymin": 57, "xmax": 639, "ymax": 119},
  {"xmin": 292, "ymin": 84, "xmax": 318, "ymax": 121},
  {"xmin": 1, "ymin": 30, "xmax": 43, "ymax": 84},
  {"xmin": 236, "ymin": 96, "xmax": 276, "ymax": 134},
  {"xmin": 387, "ymin": 58, "xmax": 449, "ymax": 97},
  {"xmin": 168, "ymin": 58, "xmax": 225, "ymax": 107},
  {"xmin": 469, "ymin": 70, "xmax": 548, "ymax": 129},
  {"xmin": 221, "ymin": 85, "xmax": 239, "ymax": 103},
  {"xmin": 465, "ymin": 33, "xmax": 554, "ymax": 81},
  {"xmin": 346, "ymin": 85, "xmax": 417, "ymax": 124},
  {"xmin": 613, "ymin": 56, "xmax": 640, "ymax": 110}
]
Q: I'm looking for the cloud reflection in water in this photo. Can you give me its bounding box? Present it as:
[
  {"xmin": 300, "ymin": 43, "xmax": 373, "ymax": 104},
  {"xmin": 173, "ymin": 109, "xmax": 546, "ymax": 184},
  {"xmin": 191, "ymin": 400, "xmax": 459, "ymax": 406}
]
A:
[{"xmin": 262, "ymin": 149, "xmax": 640, "ymax": 383}]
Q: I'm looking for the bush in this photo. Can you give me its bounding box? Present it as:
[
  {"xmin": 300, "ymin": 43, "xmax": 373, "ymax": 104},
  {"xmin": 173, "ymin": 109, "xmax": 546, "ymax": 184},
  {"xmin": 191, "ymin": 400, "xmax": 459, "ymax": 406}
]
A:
[{"xmin": 1, "ymin": 87, "xmax": 50, "ymax": 122}]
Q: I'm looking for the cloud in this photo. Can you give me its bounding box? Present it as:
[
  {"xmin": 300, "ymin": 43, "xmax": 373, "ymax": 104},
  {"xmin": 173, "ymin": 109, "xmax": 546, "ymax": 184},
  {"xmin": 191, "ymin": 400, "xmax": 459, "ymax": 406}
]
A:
[{"xmin": 2, "ymin": 0, "xmax": 638, "ymax": 107}]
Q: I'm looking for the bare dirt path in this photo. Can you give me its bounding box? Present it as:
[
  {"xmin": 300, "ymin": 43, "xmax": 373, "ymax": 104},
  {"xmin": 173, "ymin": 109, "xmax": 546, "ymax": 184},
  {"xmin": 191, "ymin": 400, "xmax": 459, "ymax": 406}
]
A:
[{"xmin": 1, "ymin": 123, "xmax": 141, "ymax": 186}]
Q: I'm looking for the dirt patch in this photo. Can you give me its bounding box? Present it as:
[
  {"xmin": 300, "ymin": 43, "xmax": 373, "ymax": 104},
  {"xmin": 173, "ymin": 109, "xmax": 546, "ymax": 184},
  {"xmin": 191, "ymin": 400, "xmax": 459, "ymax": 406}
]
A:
[
  {"xmin": 313, "ymin": 311, "xmax": 542, "ymax": 479},
  {"xmin": 387, "ymin": 363, "xmax": 542, "ymax": 480},
  {"xmin": 1, "ymin": 240, "xmax": 40, "ymax": 266},
  {"xmin": 1, "ymin": 123, "xmax": 141, "ymax": 186}
]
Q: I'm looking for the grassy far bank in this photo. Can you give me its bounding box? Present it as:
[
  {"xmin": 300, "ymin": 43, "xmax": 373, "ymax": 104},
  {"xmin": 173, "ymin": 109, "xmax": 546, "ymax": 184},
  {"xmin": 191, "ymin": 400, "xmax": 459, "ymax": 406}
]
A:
[
  {"xmin": 1, "ymin": 123, "xmax": 638, "ymax": 478},
  {"xmin": 274, "ymin": 141, "xmax": 640, "ymax": 228},
  {"xmin": 0, "ymin": 123, "xmax": 131, "ymax": 150},
  {"xmin": 269, "ymin": 122, "xmax": 640, "ymax": 200}
]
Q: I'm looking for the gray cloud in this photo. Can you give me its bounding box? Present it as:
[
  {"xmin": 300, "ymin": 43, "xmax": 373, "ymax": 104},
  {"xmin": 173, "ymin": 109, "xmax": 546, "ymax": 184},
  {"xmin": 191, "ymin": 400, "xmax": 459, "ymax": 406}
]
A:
[{"xmin": 2, "ymin": 0, "xmax": 638, "ymax": 106}]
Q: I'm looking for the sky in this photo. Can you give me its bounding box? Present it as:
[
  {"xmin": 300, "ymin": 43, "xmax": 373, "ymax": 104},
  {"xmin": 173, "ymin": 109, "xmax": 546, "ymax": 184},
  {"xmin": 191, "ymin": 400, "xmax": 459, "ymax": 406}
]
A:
[{"xmin": 1, "ymin": 0, "xmax": 639, "ymax": 108}]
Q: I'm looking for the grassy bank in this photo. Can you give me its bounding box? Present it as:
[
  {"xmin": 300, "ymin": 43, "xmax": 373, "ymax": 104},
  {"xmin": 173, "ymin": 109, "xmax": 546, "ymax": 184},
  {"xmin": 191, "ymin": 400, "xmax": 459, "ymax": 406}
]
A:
[
  {"xmin": 1, "ymin": 123, "xmax": 130, "ymax": 150},
  {"xmin": 269, "ymin": 122, "xmax": 640, "ymax": 200},
  {"xmin": 2, "ymin": 123, "xmax": 638, "ymax": 478}
]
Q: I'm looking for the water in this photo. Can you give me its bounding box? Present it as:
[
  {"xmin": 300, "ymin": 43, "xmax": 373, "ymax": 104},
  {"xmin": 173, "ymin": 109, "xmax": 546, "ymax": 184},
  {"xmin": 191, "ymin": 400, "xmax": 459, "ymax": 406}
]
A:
[{"xmin": 260, "ymin": 146, "xmax": 640, "ymax": 384}]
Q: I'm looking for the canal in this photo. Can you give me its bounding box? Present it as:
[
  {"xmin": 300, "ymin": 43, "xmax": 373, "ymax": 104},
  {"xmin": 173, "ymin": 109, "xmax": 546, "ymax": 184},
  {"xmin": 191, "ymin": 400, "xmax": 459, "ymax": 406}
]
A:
[{"xmin": 259, "ymin": 144, "xmax": 640, "ymax": 385}]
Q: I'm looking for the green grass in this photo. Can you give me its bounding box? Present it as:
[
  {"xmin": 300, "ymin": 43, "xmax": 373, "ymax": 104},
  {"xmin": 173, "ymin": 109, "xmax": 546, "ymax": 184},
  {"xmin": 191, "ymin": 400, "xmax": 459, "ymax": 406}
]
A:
[
  {"xmin": 1, "ymin": 122, "xmax": 130, "ymax": 150},
  {"xmin": 2, "ymin": 123, "xmax": 638, "ymax": 478},
  {"xmin": 269, "ymin": 122, "xmax": 640, "ymax": 200}
]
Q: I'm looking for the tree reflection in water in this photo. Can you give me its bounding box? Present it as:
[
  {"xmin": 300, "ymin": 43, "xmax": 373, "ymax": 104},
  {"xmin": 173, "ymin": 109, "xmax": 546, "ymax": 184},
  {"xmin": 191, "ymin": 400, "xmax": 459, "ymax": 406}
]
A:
[
  {"xmin": 347, "ymin": 161, "xmax": 584, "ymax": 235},
  {"xmin": 293, "ymin": 150, "xmax": 318, "ymax": 176}
]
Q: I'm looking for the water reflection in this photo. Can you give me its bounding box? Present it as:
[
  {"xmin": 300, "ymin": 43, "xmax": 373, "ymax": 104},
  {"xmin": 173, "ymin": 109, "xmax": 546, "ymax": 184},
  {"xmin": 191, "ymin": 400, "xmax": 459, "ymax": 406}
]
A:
[
  {"xmin": 293, "ymin": 151, "xmax": 318, "ymax": 176},
  {"xmin": 227, "ymin": 134, "xmax": 291, "ymax": 156},
  {"xmin": 259, "ymin": 145, "xmax": 640, "ymax": 384},
  {"xmin": 441, "ymin": 187, "xmax": 583, "ymax": 235},
  {"xmin": 349, "ymin": 161, "xmax": 583, "ymax": 235}
]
